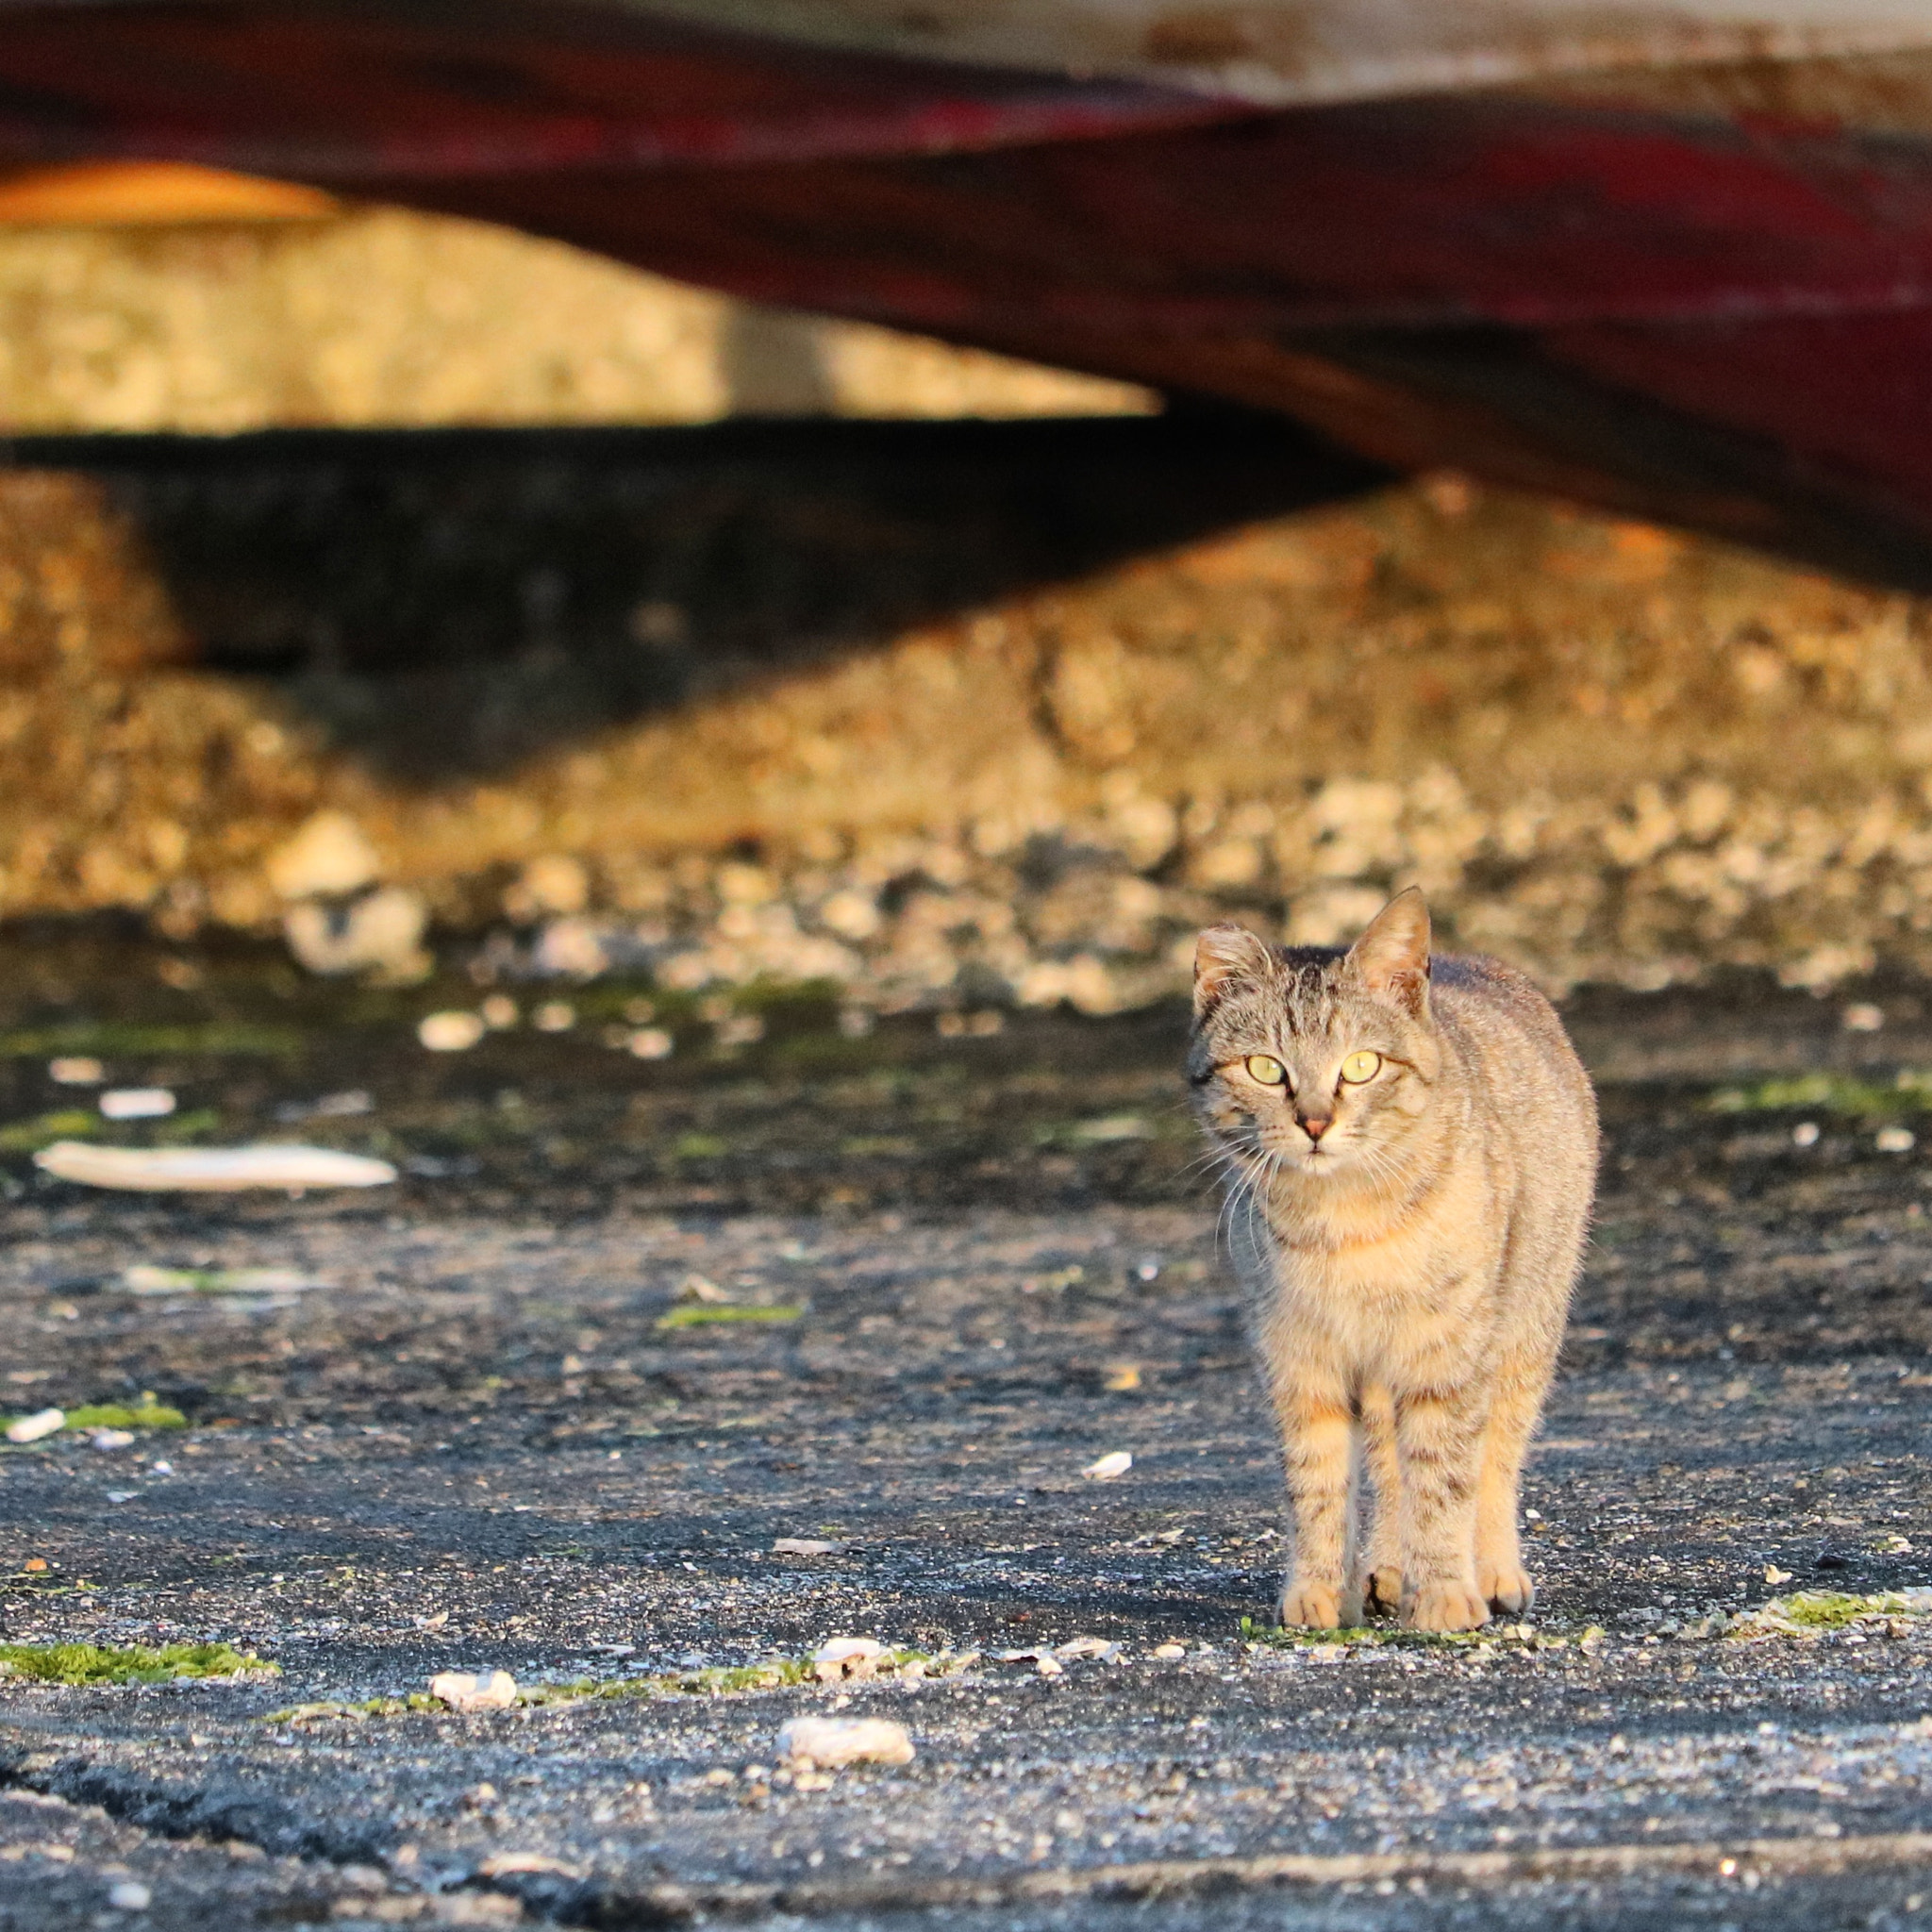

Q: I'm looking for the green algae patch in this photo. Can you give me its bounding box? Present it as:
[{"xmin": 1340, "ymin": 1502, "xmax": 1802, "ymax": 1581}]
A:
[
  {"xmin": 62, "ymin": 1401, "xmax": 187, "ymax": 1431},
  {"xmin": 0, "ymin": 1640, "xmax": 270, "ymax": 1684},
  {"xmin": 0, "ymin": 1022, "xmax": 304, "ymax": 1059},
  {"xmin": 1239, "ymin": 1614, "xmax": 1480, "ymax": 1651},
  {"xmin": 655, "ymin": 1303, "xmax": 804, "ymax": 1331},
  {"xmin": 1732, "ymin": 1590, "xmax": 1929, "ymax": 1637},
  {"xmin": 1707, "ymin": 1071, "xmax": 1932, "ymax": 1119}
]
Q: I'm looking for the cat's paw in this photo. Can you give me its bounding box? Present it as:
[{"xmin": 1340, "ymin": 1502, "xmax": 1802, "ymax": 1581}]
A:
[
  {"xmin": 1402, "ymin": 1581, "xmax": 1491, "ymax": 1632},
  {"xmin": 1278, "ymin": 1580, "xmax": 1350, "ymax": 1630},
  {"xmin": 1479, "ymin": 1562, "xmax": 1536, "ymax": 1615},
  {"xmin": 1363, "ymin": 1565, "xmax": 1404, "ymax": 1615}
]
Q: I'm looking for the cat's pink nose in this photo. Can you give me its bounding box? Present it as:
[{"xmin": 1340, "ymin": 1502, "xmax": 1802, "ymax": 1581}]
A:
[{"xmin": 1299, "ymin": 1113, "xmax": 1332, "ymax": 1141}]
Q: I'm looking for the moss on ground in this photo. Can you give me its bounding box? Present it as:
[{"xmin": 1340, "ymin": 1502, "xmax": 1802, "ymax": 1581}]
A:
[
  {"xmin": 0, "ymin": 1641, "xmax": 269, "ymax": 1683},
  {"xmin": 1707, "ymin": 1072, "xmax": 1932, "ymax": 1118},
  {"xmin": 655, "ymin": 1304, "xmax": 805, "ymax": 1331}
]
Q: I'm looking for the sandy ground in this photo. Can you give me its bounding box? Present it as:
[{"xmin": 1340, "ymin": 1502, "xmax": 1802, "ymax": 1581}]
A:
[{"xmin": 0, "ymin": 955, "xmax": 1923, "ymax": 1924}]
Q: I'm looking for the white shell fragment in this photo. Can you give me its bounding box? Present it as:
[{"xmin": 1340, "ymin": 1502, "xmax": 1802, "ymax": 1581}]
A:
[
  {"xmin": 122, "ymin": 1265, "xmax": 325, "ymax": 1296},
  {"xmin": 5, "ymin": 1407, "xmax": 63, "ymax": 1443},
  {"xmin": 417, "ymin": 1010, "xmax": 487, "ymax": 1052},
  {"xmin": 99, "ymin": 1089, "xmax": 175, "ymax": 1121},
  {"xmin": 776, "ymin": 1715, "xmax": 914, "ymax": 1770},
  {"xmin": 1083, "ymin": 1451, "xmax": 1133, "ymax": 1480},
  {"xmin": 34, "ymin": 1142, "xmax": 397, "ymax": 1192},
  {"xmin": 430, "ymin": 1669, "xmax": 518, "ymax": 1710}
]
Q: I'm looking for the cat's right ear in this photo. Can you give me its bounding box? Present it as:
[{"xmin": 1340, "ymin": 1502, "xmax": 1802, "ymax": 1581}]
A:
[{"xmin": 1193, "ymin": 924, "xmax": 1274, "ymax": 1015}]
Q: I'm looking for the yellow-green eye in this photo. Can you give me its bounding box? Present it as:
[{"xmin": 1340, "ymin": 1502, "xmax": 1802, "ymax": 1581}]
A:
[
  {"xmin": 1340, "ymin": 1050, "xmax": 1383, "ymax": 1084},
  {"xmin": 1243, "ymin": 1055, "xmax": 1288, "ymax": 1086}
]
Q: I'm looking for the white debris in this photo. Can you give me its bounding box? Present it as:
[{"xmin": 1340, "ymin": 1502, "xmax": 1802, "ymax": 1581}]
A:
[
  {"xmin": 1792, "ymin": 1121, "xmax": 1821, "ymax": 1147},
  {"xmin": 99, "ymin": 1089, "xmax": 175, "ymax": 1121},
  {"xmin": 267, "ymin": 811, "xmax": 381, "ymax": 901},
  {"xmin": 106, "ymin": 1881, "xmax": 152, "ymax": 1912},
  {"xmin": 6, "ymin": 1408, "xmax": 63, "ymax": 1443},
  {"xmin": 284, "ymin": 888, "xmax": 428, "ymax": 979},
  {"xmin": 48, "ymin": 1058, "xmax": 103, "ymax": 1086},
  {"xmin": 774, "ymin": 1538, "xmax": 846, "ymax": 1557},
  {"xmin": 417, "ymin": 1010, "xmax": 487, "ymax": 1053},
  {"xmin": 627, "ymin": 1028, "xmax": 675, "ymax": 1059},
  {"xmin": 122, "ymin": 1265, "xmax": 325, "ymax": 1296},
  {"xmin": 676, "ymin": 1274, "xmax": 730, "ymax": 1304},
  {"xmin": 480, "ymin": 994, "xmax": 519, "ymax": 1029},
  {"xmin": 90, "ymin": 1429, "xmax": 136, "ymax": 1450},
  {"xmin": 812, "ymin": 1636, "xmax": 886, "ymax": 1679},
  {"xmin": 532, "ymin": 1001, "xmax": 576, "ymax": 1032},
  {"xmin": 35, "ymin": 1142, "xmax": 396, "ymax": 1191},
  {"xmin": 1055, "ymin": 1636, "xmax": 1122, "ymax": 1660},
  {"xmin": 1083, "ymin": 1451, "xmax": 1133, "ymax": 1480},
  {"xmin": 1877, "ymin": 1125, "xmax": 1917, "ymax": 1153},
  {"xmin": 1150, "ymin": 1641, "xmax": 1187, "ymax": 1659},
  {"xmin": 776, "ymin": 1715, "xmax": 914, "ymax": 1769},
  {"xmin": 430, "ymin": 1669, "xmax": 518, "ymax": 1710},
  {"xmin": 1843, "ymin": 1002, "xmax": 1886, "ymax": 1032}
]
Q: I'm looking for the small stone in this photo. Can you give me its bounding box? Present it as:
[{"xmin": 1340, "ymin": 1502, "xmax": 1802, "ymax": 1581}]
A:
[
  {"xmin": 1103, "ymin": 1364, "xmax": 1141, "ymax": 1391},
  {"xmin": 1083, "ymin": 1451, "xmax": 1133, "ymax": 1480},
  {"xmin": 418, "ymin": 1011, "xmax": 487, "ymax": 1053},
  {"xmin": 532, "ymin": 1001, "xmax": 575, "ymax": 1033},
  {"xmin": 7, "ymin": 1408, "xmax": 63, "ymax": 1443},
  {"xmin": 48, "ymin": 1058, "xmax": 103, "ymax": 1086},
  {"xmin": 90, "ymin": 1429, "xmax": 135, "ymax": 1450},
  {"xmin": 266, "ymin": 811, "xmax": 379, "ymax": 901},
  {"xmin": 1843, "ymin": 1002, "xmax": 1886, "ymax": 1032},
  {"xmin": 1792, "ymin": 1121, "xmax": 1821, "ymax": 1147},
  {"xmin": 107, "ymin": 1882, "xmax": 151, "ymax": 1911},
  {"xmin": 1055, "ymin": 1636, "xmax": 1121, "ymax": 1660},
  {"xmin": 479, "ymin": 995, "xmax": 519, "ymax": 1029},
  {"xmin": 1877, "ymin": 1125, "xmax": 1916, "ymax": 1154},
  {"xmin": 1150, "ymin": 1641, "xmax": 1187, "ymax": 1659},
  {"xmin": 1765, "ymin": 1565, "xmax": 1793, "ymax": 1585},
  {"xmin": 774, "ymin": 1538, "xmax": 847, "ymax": 1557},
  {"xmin": 430, "ymin": 1669, "xmax": 518, "ymax": 1710},
  {"xmin": 627, "ymin": 1028, "xmax": 675, "ymax": 1059},
  {"xmin": 775, "ymin": 1715, "xmax": 914, "ymax": 1769}
]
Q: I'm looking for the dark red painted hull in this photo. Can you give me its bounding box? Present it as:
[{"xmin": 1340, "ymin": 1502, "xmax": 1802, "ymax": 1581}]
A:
[{"xmin": 3, "ymin": 2, "xmax": 1932, "ymax": 574}]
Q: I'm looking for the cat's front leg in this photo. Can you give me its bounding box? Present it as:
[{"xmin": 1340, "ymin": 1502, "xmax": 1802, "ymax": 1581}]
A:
[
  {"xmin": 1393, "ymin": 1381, "xmax": 1489, "ymax": 1632},
  {"xmin": 1272, "ymin": 1373, "xmax": 1361, "ymax": 1629}
]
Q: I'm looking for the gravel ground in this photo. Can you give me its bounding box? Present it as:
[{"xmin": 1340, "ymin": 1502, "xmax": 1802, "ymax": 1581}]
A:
[{"xmin": 0, "ymin": 950, "xmax": 1926, "ymax": 1927}]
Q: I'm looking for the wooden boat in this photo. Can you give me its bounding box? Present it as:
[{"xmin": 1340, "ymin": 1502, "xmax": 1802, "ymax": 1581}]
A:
[{"xmin": 1, "ymin": 2, "xmax": 1931, "ymax": 575}]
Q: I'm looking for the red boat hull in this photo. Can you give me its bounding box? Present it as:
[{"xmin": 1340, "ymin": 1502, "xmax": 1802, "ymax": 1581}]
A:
[{"xmin": 2, "ymin": 2, "xmax": 1932, "ymax": 574}]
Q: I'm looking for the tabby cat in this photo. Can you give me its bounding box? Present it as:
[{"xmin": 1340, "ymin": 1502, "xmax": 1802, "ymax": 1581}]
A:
[{"xmin": 1188, "ymin": 889, "xmax": 1596, "ymax": 1631}]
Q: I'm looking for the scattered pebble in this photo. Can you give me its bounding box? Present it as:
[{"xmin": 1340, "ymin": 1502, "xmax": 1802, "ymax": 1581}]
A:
[
  {"xmin": 99, "ymin": 1088, "xmax": 175, "ymax": 1121},
  {"xmin": 1083, "ymin": 1450, "xmax": 1133, "ymax": 1480},
  {"xmin": 106, "ymin": 1881, "xmax": 152, "ymax": 1912},
  {"xmin": 776, "ymin": 1715, "xmax": 914, "ymax": 1769},
  {"xmin": 418, "ymin": 1011, "xmax": 487, "ymax": 1053},
  {"xmin": 1103, "ymin": 1364, "xmax": 1141, "ymax": 1391},
  {"xmin": 532, "ymin": 1001, "xmax": 575, "ymax": 1032},
  {"xmin": 626, "ymin": 1027, "xmax": 675, "ymax": 1059},
  {"xmin": 1877, "ymin": 1125, "xmax": 1917, "ymax": 1153},
  {"xmin": 6, "ymin": 1408, "xmax": 63, "ymax": 1443},
  {"xmin": 675, "ymin": 1274, "xmax": 730, "ymax": 1304},
  {"xmin": 89, "ymin": 1429, "xmax": 135, "ymax": 1449},
  {"xmin": 774, "ymin": 1538, "xmax": 847, "ymax": 1556},
  {"xmin": 479, "ymin": 995, "xmax": 519, "ymax": 1029},
  {"xmin": 1150, "ymin": 1641, "xmax": 1187, "ymax": 1659},
  {"xmin": 1766, "ymin": 1565, "xmax": 1794, "ymax": 1585},
  {"xmin": 1843, "ymin": 1002, "xmax": 1886, "ymax": 1031},
  {"xmin": 124, "ymin": 1265, "xmax": 325, "ymax": 1296},
  {"xmin": 1792, "ymin": 1122, "xmax": 1822, "ymax": 1147},
  {"xmin": 48, "ymin": 1058, "xmax": 103, "ymax": 1086},
  {"xmin": 430, "ymin": 1669, "xmax": 518, "ymax": 1710}
]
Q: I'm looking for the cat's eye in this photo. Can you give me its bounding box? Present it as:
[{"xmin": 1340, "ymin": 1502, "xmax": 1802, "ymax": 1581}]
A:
[
  {"xmin": 1243, "ymin": 1055, "xmax": 1289, "ymax": 1087},
  {"xmin": 1340, "ymin": 1050, "xmax": 1383, "ymax": 1084}
]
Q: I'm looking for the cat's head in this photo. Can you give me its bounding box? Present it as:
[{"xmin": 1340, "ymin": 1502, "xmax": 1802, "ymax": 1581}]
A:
[{"xmin": 1187, "ymin": 888, "xmax": 1441, "ymax": 1181}]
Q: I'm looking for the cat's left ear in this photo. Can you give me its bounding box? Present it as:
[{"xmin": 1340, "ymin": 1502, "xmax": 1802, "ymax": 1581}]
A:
[{"xmin": 1346, "ymin": 887, "xmax": 1431, "ymax": 1015}]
